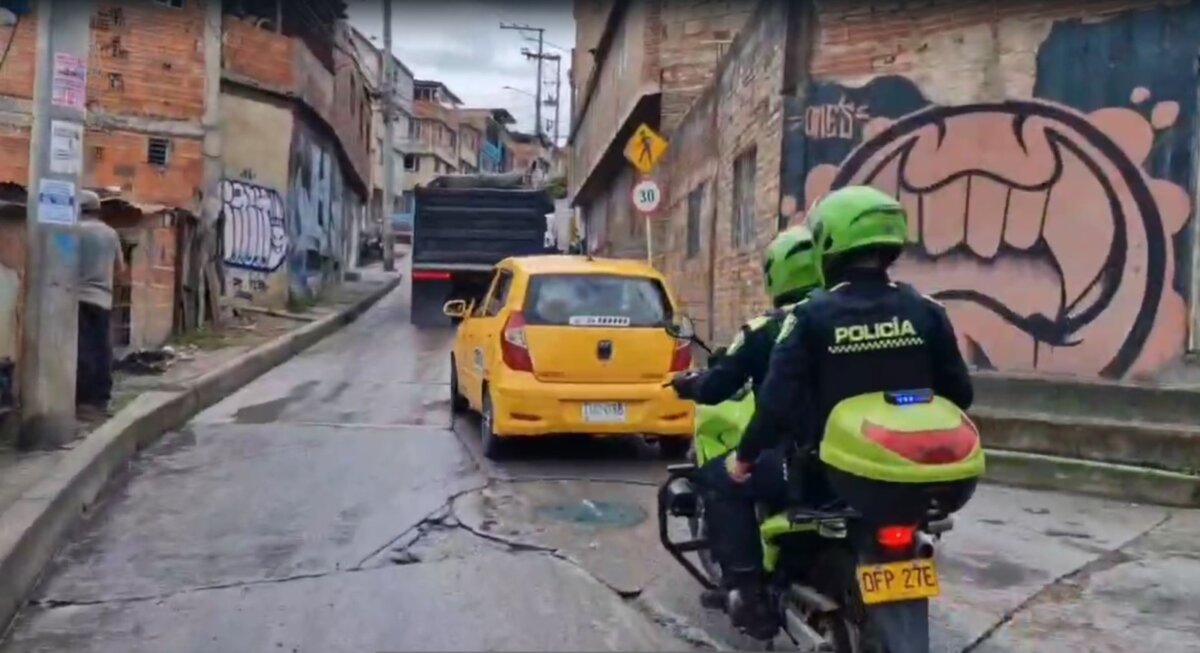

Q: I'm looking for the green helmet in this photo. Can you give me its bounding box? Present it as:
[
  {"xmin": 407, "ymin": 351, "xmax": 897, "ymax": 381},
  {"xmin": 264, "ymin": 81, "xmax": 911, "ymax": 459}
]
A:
[
  {"xmin": 808, "ymin": 185, "xmax": 908, "ymax": 280},
  {"xmin": 763, "ymin": 225, "xmax": 821, "ymax": 305}
]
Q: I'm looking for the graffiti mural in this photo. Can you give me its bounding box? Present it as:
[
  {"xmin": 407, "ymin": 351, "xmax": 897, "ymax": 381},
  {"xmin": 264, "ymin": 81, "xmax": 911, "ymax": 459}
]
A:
[
  {"xmin": 220, "ymin": 179, "xmax": 288, "ymax": 272},
  {"xmin": 288, "ymin": 123, "xmax": 352, "ymax": 298},
  {"xmin": 782, "ymin": 7, "xmax": 1200, "ymax": 380}
]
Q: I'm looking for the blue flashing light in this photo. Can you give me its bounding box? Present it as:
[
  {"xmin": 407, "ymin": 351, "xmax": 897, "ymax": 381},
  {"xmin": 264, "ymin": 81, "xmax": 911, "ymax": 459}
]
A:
[{"xmin": 885, "ymin": 389, "xmax": 934, "ymax": 406}]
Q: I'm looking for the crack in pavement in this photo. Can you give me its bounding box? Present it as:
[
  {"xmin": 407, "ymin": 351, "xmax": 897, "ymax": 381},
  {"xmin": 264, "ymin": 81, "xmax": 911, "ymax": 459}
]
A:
[
  {"xmin": 374, "ymin": 485, "xmax": 726, "ymax": 651},
  {"xmin": 28, "ymin": 567, "xmax": 367, "ymax": 610},
  {"xmin": 960, "ymin": 511, "xmax": 1176, "ymax": 652}
]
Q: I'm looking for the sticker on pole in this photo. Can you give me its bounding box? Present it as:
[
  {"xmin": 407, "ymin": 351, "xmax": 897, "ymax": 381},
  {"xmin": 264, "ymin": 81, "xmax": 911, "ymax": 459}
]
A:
[
  {"xmin": 37, "ymin": 179, "xmax": 77, "ymax": 225},
  {"xmin": 49, "ymin": 120, "xmax": 84, "ymax": 175},
  {"xmin": 51, "ymin": 53, "xmax": 87, "ymax": 112},
  {"xmin": 632, "ymin": 179, "xmax": 661, "ymax": 214}
]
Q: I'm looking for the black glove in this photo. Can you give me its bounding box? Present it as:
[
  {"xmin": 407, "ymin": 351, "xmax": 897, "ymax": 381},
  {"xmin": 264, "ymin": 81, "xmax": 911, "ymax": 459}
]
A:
[{"xmin": 670, "ymin": 370, "xmax": 702, "ymax": 400}]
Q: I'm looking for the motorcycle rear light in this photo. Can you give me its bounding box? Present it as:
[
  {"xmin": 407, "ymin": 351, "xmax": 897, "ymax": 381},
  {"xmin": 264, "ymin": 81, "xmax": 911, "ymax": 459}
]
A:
[
  {"xmin": 877, "ymin": 525, "xmax": 917, "ymax": 550},
  {"xmin": 501, "ymin": 311, "xmax": 534, "ymax": 372},
  {"xmin": 669, "ymin": 339, "xmax": 692, "ymax": 372}
]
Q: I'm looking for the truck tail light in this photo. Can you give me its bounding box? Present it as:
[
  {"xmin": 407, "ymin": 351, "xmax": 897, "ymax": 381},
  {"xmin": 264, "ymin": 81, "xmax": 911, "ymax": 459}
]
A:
[
  {"xmin": 501, "ymin": 311, "xmax": 534, "ymax": 372},
  {"xmin": 669, "ymin": 339, "xmax": 692, "ymax": 372},
  {"xmin": 412, "ymin": 270, "xmax": 451, "ymax": 282}
]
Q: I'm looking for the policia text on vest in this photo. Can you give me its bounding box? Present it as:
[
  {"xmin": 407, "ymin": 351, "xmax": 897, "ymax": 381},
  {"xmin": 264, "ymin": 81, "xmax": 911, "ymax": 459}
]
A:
[{"xmin": 829, "ymin": 317, "xmax": 924, "ymax": 355}]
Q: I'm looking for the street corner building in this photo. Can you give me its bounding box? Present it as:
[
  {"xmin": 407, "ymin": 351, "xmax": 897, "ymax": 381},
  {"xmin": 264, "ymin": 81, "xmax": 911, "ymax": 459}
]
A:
[
  {"xmin": 568, "ymin": 0, "xmax": 1200, "ymax": 384},
  {"xmin": 0, "ymin": 0, "xmax": 375, "ymax": 427}
]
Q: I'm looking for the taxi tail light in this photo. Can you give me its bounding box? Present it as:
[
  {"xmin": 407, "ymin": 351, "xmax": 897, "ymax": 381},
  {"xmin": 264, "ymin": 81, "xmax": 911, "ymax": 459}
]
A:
[
  {"xmin": 501, "ymin": 311, "xmax": 534, "ymax": 372},
  {"xmin": 668, "ymin": 340, "xmax": 692, "ymax": 372},
  {"xmin": 877, "ymin": 525, "xmax": 917, "ymax": 551}
]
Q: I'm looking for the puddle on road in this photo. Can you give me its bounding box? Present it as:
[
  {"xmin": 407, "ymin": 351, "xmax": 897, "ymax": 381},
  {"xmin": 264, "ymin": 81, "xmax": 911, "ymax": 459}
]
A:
[
  {"xmin": 535, "ymin": 499, "xmax": 648, "ymax": 529},
  {"xmin": 233, "ymin": 380, "xmax": 320, "ymax": 424}
]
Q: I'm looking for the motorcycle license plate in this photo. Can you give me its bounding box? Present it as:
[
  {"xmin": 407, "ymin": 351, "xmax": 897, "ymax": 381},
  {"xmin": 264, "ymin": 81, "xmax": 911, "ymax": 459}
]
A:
[{"xmin": 856, "ymin": 559, "xmax": 940, "ymax": 605}]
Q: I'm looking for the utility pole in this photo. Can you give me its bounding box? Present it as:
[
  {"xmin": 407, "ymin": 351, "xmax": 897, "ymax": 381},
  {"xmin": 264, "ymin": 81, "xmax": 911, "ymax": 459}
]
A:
[
  {"xmin": 550, "ymin": 54, "xmax": 562, "ymax": 146},
  {"xmin": 381, "ymin": 0, "xmax": 396, "ymax": 272},
  {"xmin": 19, "ymin": 0, "xmax": 92, "ymax": 449},
  {"xmin": 501, "ymin": 23, "xmax": 545, "ymax": 138}
]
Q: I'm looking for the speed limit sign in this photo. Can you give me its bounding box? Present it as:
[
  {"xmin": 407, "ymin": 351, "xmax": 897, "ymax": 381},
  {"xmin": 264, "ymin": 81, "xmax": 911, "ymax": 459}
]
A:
[{"xmin": 632, "ymin": 179, "xmax": 662, "ymax": 214}]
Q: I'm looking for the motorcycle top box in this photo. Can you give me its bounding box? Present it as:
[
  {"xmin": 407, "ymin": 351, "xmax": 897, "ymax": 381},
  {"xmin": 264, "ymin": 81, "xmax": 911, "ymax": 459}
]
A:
[{"xmin": 819, "ymin": 389, "xmax": 984, "ymax": 524}]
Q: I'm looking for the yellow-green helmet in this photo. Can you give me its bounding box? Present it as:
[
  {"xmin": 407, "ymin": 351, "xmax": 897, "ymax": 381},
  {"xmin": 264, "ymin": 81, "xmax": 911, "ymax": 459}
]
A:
[
  {"xmin": 808, "ymin": 185, "xmax": 908, "ymax": 282},
  {"xmin": 763, "ymin": 225, "xmax": 821, "ymax": 306}
]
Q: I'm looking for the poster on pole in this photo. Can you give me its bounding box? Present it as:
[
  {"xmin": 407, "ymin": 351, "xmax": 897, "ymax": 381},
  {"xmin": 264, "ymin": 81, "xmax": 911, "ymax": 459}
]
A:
[
  {"xmin": 37, "ymin": 179, "xmax": 77, "ymax": 225},
  {"xmin": 51, "ymin": 53, "xmax": 87, "ymax": 111},
  {"xmin": 49, "ymin": 120, "xmax": 84, "ymax": 175}
]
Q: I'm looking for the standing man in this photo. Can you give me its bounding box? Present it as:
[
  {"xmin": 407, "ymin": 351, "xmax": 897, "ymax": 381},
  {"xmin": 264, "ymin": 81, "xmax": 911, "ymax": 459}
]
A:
[{"xmin": 75, "ymin": 190, "xmax": 126, "ymax": 420}]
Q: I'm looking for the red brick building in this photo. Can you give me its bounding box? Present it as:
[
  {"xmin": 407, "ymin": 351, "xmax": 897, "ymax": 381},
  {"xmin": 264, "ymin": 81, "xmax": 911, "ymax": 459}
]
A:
[{"xmin": 0, "ymin": 0, "xmax": 371, "ymax": 405}]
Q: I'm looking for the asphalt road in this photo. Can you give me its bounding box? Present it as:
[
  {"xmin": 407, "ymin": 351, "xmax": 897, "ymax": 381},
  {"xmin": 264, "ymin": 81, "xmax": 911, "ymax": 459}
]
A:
[{"xmin": 3, "ymin": 274, "xmax": 1199, "ymax": 652}]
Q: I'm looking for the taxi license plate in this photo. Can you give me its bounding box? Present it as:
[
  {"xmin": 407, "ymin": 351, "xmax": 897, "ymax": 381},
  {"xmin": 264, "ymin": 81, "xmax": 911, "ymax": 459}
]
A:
[
  {"xmin": 856, "ymin": 559, "xmax": 940, "ymax": 605},
  {"xmin": 582, "ymin": 402, "xmax": 627, "ymax": 423}
]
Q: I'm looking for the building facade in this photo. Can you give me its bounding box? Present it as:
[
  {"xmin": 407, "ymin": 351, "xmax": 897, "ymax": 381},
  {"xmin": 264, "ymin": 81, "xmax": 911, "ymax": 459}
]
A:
[
  {"xmin": 569, "ymin": 0, "xmax": 758, "ymax": 258},
  {"xmin": 649, "ymin": 0, "xmax": 1200, "ymax": 383}
]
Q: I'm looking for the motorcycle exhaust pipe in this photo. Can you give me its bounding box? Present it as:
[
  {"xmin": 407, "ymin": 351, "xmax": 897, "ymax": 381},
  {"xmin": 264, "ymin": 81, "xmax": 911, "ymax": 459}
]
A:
[{"xmin": 914, "ymin": 532, "xmax": 936, "ymax": 559}]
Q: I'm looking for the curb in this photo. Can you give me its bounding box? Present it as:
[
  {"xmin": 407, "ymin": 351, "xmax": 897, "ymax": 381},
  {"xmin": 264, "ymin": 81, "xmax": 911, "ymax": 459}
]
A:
[
  {"xmin": 983, "ymin": 448, "xmax": 1200, "ymax": 508},
  {"xmin": 0, "ymin": 275, "xmax": 400, "ymax": 632}
]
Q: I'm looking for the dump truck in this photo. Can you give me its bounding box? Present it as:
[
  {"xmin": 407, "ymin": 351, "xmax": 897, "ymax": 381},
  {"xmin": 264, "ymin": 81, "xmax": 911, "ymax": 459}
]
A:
[{"xmin": 409, "ymin": 172, "xmax": 555, "ymax": 326}]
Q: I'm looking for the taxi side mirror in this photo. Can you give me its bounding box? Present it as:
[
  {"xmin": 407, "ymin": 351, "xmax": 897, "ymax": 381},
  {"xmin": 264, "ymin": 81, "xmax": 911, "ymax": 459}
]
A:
[
  {"xmin": 666, "ymin": 314, "xmax": 697, "ymax": 340},
  {"xmin": 443, "ymin": 300, "xmax": 468, "ymax": 319}
]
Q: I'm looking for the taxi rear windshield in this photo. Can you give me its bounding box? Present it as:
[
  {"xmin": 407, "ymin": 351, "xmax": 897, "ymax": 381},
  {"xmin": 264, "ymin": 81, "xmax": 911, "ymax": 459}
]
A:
[{"xmin": 524, "ymin": 274, "xmax": 673, "ymax": 327}]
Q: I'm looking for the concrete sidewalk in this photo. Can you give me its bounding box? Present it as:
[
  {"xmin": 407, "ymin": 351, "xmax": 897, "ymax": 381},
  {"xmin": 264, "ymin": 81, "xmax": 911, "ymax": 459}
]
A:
[{"xmin": 0, "ymin": 269, "xmax": 401, "ymax": 632}]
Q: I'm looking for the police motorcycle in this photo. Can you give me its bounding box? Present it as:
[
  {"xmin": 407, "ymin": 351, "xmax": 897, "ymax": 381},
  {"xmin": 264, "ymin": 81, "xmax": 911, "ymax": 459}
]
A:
[{"xmin": 657, "ymin": 316, "xmax": 985, "ymax": 652}]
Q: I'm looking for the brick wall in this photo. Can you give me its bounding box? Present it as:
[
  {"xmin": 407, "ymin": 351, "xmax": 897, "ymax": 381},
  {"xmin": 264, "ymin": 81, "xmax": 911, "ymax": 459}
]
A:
[
  {"xmin": 86, "ymin": 129, "xmax": 204, "ymax": 208},
  {"xmin": 0, "ymin": 4, "xmax": 37, "ymax": 100},
  {"xmin": 222, "ymin": 15, "xmax": 295, "ymax": 90},
  {"xmin": 88, "ymin": 2, "xmax": 207, "ymax": 121},
  {"xmin": 656, "ymin": 0, "xmax": 788, "ymax": 345},
  {"xmin": 0, "ymin": 126, "xmax": 30, "ymax": 187},
  {"xmin": 657, "ymin": 0, "xmax": 756, "ymax": 131}
]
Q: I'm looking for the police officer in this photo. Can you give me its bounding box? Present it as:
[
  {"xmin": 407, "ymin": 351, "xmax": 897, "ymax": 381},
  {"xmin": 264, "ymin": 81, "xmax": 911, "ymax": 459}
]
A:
[
  {"xmin": 670, "ymin": 224, "xmax": 821, "ymax": 403},
  {"xmin": 718, "ymin": 185, "xmax": 975, "ymax": 639},
  {"xmin": 667, "ymin": 226, "xmax": 821, "ymax": 640}
]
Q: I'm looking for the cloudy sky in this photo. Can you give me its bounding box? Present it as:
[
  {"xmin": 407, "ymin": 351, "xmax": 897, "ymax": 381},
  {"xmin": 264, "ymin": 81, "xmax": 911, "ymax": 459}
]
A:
[{"xmin": 348, "ymin": 1, "xmax": 575, "ymax": 143}]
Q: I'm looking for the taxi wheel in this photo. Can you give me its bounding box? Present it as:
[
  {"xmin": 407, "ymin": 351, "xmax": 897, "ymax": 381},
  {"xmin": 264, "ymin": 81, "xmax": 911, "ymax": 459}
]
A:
[
  {"xmin": 659, "ymin": 438, "xmax": 692, "ymax": 460},
  {"xmin": 449, "ymin": 356, "xmax": 469, "ymax": 414},
  {"xmin": 481, "ymin": 392, "xmax": 509, "ymax": 460}
]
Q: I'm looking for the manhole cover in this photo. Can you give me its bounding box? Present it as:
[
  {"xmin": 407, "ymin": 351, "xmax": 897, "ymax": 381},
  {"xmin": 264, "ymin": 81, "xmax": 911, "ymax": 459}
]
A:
[{"xmin": 536, "ymin": 499, "xmax": 648, "ymax": 529}]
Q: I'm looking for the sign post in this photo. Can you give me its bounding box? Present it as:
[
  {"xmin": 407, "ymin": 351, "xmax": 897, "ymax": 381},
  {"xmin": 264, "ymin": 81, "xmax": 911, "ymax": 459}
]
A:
[{"xmin": 623, "ymin": 123, "xmax": 669, "ymax": 263}]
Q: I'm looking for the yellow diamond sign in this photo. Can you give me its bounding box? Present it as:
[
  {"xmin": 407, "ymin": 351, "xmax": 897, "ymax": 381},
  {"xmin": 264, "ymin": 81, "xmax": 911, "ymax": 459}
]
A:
[{"xmin": 624, "ymin": 123, "xmax": 669, "ymax": 175}]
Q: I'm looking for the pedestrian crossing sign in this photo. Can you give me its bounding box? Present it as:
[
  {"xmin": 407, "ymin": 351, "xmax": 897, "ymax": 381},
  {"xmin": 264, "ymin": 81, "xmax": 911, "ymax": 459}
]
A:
[{"xmin": 623, "ymin": 123, "xmax": 668, "ymax": 174}]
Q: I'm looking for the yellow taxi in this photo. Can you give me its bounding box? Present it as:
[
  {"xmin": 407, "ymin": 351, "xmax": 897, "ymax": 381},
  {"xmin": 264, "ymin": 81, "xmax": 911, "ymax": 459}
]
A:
[{"xmin": 443, "ymin": 255, "xmax": 695, "ymax": 459}]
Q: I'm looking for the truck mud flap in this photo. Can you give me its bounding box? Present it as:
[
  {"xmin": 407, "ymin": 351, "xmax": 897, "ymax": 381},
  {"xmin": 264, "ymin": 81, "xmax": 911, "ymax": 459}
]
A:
[{"xmin": 410, "ymin": 279, "xmax": 454, "ymax": 328}]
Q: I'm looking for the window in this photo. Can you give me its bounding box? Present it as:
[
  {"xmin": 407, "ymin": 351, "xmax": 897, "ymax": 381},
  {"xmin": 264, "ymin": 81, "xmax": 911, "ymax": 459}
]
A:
[
  {"xmin": 732, "ymin": 148, "xmax": 757, "ymax": 248},
  {"xmin": 408, "ymin": 120, "xmax": 422, "ymax": 139},
  {"xmin": 403, "ymin": 154, "xmax": 418, "ymax": 172},
  {"xmin": 484, "ymin": 270, "xmax": 513, "ymax": 317},
  {"xmin": 686, "ymin": 184, "xmax": 704, "ymax": 259},
  {"xmin": 154, "ymin": 0, "xmax": 184, "ymax": 7},
  {"xmin": 147, "ymin": 137, "xmax": 171, "ymax": 166},
  {"xmin": 524, "ymin": 274, "xmax": 672, "ymax": 327}
]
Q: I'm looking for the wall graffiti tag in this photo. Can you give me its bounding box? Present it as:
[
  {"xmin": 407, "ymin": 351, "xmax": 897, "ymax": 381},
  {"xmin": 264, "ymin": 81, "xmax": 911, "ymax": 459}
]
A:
[
  {"xmin": 288, "ymin": 124, "xmax": 349, "ymax": 298},
  {"xmin": 804, "ymin": 96, "xmax": 872, "ymax": 140},
  {"xmin": 783, "ymin": 68, "xmax": 1193, "ymax": 380},
  {"xmin": 220, "ymin": 179, "xmax": 288, "ymax": 272}
]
